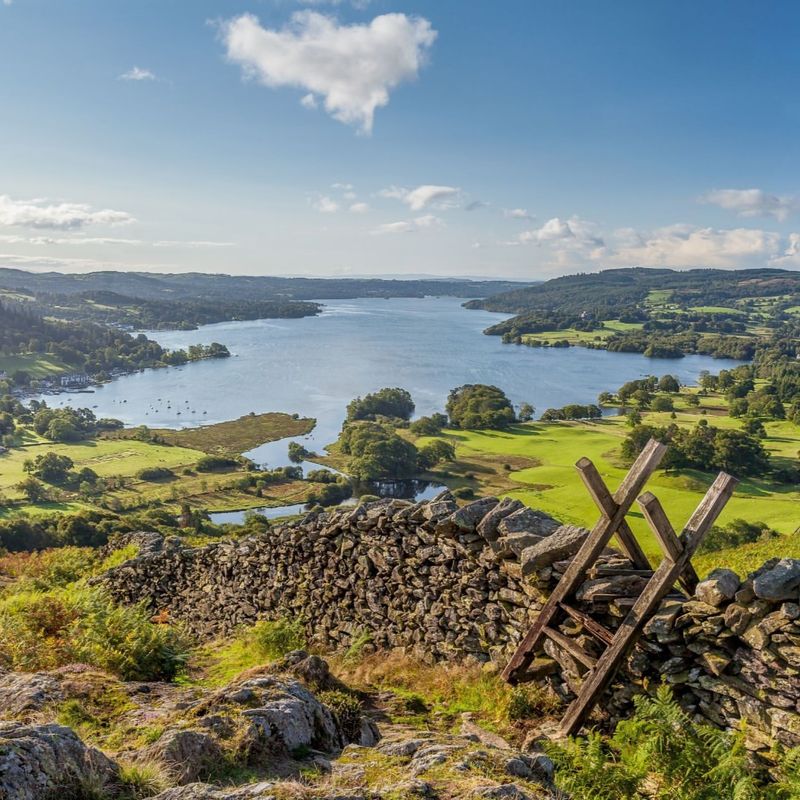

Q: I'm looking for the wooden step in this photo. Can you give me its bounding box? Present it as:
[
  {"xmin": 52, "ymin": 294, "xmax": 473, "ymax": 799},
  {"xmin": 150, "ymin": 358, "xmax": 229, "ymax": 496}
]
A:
[
  {"xmin": 543, "ymin": 626, "xmax": 598, "ymax": 669},
  {"xmin": 559, "ymin": 602, "xmax": 615, "ymax": 646}
]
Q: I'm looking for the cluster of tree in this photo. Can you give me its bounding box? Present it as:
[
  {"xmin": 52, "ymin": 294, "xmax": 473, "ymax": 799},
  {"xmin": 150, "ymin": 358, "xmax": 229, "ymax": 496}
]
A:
[
  {"xmin": 446, "ymin": 384, "xmax": 516, "ymax": 430},
  {"xmin": 287, "ymin": 442, "xmax": 315, "ymax": 463},
  {"xmin": 697, "ymin": 518, "xmax": 779, "ymax": 555},
  {"xmin": 305, "ymin": 469, "xmax": 352, "ymax": 507},
  {"xmin": 195, "ymin": 455, "xmax": 241, "ymax": 472},
  {"xmin": 29, "ymin": 290, "xmax": 321, "ymax": 331},
  {"xmin": 409, "ymin": 413, "xmax": 448, "ymax": 436},
  {"xmin": 346, "ymin": 387, "xmax": 415, "ymax": 422},
  {"xmin": 622, "ymin": 420, "xmax": 770, "ymax": 477},
  {"xmin": 31, "ymin": 405, "xmax": 121, "ymax": 443},
  {"xmin": 17, "ymin": 452, "xmax": 101, "ymax": 504},
  {"xmin": 339, "ymin": 421, "xmax": 420, "ymax": 481},
  {"xmin": 540, "ymin": 404, "xmax": 602, "ymax": 421}
]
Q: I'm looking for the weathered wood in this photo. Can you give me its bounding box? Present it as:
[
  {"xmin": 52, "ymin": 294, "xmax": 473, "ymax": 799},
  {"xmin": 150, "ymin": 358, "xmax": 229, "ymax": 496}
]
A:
[
  {"xmin": 588, "ymin": 567, "xmax": 654, "ymax": 578},
  {"xmin": 557, "ymin": 471, "xmax": 738, "ymax": 737},
  {"xmin": 638, "ymin": 491, "xmax": 700, "ymax": 594},
  {"xmin": 559, "ymin": 602, "xmax": 615, "ymax": 645},
  {"xmin": 543, "ymin": 626, "xmax": 598, "ymax": 668},
  {"xmin": 502, "ymin": 439, "xmax": 666, "ymax": 682},
  {"xmin": 576, "ymin": 458, "xmax": 652, "ymax": 570}
]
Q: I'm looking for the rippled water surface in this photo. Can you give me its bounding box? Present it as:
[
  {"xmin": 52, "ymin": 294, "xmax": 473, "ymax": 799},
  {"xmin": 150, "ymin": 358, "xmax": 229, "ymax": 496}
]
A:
[{"xmin": 44, "ymin": 296, "xmax": 734, "ymax": 469}]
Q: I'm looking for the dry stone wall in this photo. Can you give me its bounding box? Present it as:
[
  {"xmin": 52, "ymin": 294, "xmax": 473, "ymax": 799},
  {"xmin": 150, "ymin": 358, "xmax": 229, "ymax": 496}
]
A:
[{"xmin": 100, "ymin": 492, "xmax": 800, "ymax": 753}]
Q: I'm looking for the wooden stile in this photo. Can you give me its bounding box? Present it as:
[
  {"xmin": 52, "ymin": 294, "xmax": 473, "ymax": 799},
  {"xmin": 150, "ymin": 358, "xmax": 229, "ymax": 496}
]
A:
[{"xmin": 502, "ymin": 439, "xmax": 738, "ymax": 738}]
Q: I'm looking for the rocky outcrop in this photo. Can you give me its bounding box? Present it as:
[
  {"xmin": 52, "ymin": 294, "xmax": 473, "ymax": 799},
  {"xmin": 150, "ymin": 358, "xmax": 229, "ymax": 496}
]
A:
[
  {"xmin": 0, "ymin": 721, "xmax": 122, "ymax": 800},
  {"xmin": 98, "ymin": 494, "xmax": 800, "ymax": 755}
]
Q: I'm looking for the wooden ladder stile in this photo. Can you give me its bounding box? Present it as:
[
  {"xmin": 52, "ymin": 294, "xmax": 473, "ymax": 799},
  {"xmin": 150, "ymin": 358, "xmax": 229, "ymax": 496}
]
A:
[{"xmin": 501, "ymin": 438, "xmax": 738, "ymax": 738}]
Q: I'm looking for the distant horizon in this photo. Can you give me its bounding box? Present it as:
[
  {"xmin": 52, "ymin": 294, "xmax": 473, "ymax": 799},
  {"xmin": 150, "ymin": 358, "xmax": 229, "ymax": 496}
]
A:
[{"xmin": 0, "ymin": 263, "xmax": 798, "ymax": 285}]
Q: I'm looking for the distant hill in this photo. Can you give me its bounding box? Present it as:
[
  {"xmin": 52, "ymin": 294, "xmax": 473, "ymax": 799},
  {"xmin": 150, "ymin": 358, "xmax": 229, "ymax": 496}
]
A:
[
  {"xmin": 466, "ymin": 267, "xmax": 800, "ymax": 317},
  {"xmin": 0, "ymin": 268, "xmax": 524, "ymax": 303},
  {"xmin": 0, "ymin": 268, "xmax": 527, "ymax": 330}
]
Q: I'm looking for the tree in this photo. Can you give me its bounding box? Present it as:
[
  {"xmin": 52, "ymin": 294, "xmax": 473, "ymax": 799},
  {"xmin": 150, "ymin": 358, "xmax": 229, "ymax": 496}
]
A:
[
  {"xmin": 409, "ymin": 414, "xmax": 448, "ymax": 436},
  {"xmin": 742, "ymin": 417, "xmax": 767, "ymax": 438},
  {"xmin": 518, "ymin": 402, "xmax": 535, "ymax": 422},
  {"xmin": 340, "ymin": 421, "xmax": 419, "ymax": 481},
  {"xmin": 658, "ymin": 374, "xmax": 680, "ymax": 393},
  {"xmin": 652, "ymin": 396, "xmax": 674, "ymax": 412},
  {"xmin": 712, "ymin": 430, "xmax": 769, "ymax": 476},
  {"xmin": 346, "ymin": 388, "xmax": 415, "ymax": 422},
  {"xmin": 288, "ymin": 442, "xmax": 314, "ymax": 463},
  {"xmin": 417, "ymin": 439, "xmax": 456, "ymax": 470},
  {"xmin": 626, "ymin": 409, "xmax": 642, "ymax": 427},
  {"xmin": 23, "ymin": 452, "xmax": 74, "ymax": 484},
  {"xmin": 16, "ymin": 477, "xmax": 48, "ymax": 503},
  {"xmin": 446, "ymin": 385, "xmax": 515, "ymax": 430}
]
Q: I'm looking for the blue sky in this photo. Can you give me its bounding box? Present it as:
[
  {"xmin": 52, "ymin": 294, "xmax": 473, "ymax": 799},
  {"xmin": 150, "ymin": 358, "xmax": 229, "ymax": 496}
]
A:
[{"xmin": 1, "ymin": 0, "xmax": 799, "ymax": 279}]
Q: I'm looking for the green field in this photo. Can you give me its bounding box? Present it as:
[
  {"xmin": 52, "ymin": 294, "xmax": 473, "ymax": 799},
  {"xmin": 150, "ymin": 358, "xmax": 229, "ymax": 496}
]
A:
[
  {"xmin": 417, "ymin": 400, "xmax": 800, "ymax": 576},
  {"xmin": 0, "ymin": 353, "xmax": 68, "ymax": 378},
  {"xmin": 521, "ymin": 319, "xmax": 644, "ymax": 346},
  {"xmin": 0, "ymin": 413, "xmax": 316, "ymax": 516},
  {"xmin": 688, "ymin": 305, "xmax": 745, "ymax": 315}
]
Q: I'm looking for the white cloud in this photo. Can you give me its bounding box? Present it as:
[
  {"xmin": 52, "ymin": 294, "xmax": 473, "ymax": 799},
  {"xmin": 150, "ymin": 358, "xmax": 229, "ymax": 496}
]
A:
[
  {"xmin": 413, "ymin": 214, "xmax": 441, "ymax": 228},
  {"xmin": 609, "ymin": 224, "xmax": 780, "ymax": 268},
  {"xmin": 300, "ymin": 92, "xmax": 318, "ymax": 109},
  {"xmin": 769, "ymin": 232, "xmax": 800, "ymax": 266},
  {"xmin": 0, "ymin": 194, "xmax": 135, "ymax": 230},
  {"xmin": 349, "ymin": 202, "xmax": 369, "ymax": 213},
  {"xmin": 331, "ymin": 182, "xmax": 354, "ymax": 190},
  {"xmin": 119, "ymin": 66, "xmax": 157, "ymax": 82},
  {"xmin": 371, "ymin": 214, "xmax": 442, "ymax": 234},
  {"xmin": 373, "ymin": 220, "xmax": 414, "ymax": 235},
  {"xmin": 313, "ymin": 195, "xmax": 339, "ymax": 213},
  {"xmin": 699, "ymin": 188, "xmax": 796, "ymax": 222},
  {"xmin": 504, "ymin": 208, "xmax": 533, "ymax": 220},
  {"xmin": 0, "ymin": 234, "xmax": 233, "ymax": 249},
  {"xmin": 518, "ymin": 216, "xmax": 604, "ymax": 248},
  {"xmin": 380, "ymin": 184, "xmax": 460, "ymax": 211},
  {"xmin": 221, "ymin": 11, "xmax": 436, "ymax": 134},
  {"xmin": 299, "ymin": 0, "xmax": 372, "ymax": 7}
]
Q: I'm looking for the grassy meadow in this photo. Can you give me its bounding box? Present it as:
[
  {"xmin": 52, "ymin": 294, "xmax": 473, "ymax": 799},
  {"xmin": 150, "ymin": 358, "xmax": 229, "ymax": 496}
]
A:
[
  {"xmin": 414, "ymin": 391, "xmax": 800, "ymax": 575},
  {"xmin": 0, "ymin": 413, "xmax": 315, "ymax": 517}
]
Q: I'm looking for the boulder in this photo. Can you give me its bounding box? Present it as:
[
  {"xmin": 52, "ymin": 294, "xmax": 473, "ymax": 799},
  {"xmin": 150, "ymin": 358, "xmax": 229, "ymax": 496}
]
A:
[
  {"xmin": 140, "ymin": 728, "xmax": 225, "ymax": 784},
  {"xmin": 520, "ymin": 525, "xmax": 588, "ymax": 575},
  {"xmin": 0, "ymin": 671, "xmax": 62, "ymax": 717},
  {"xmin": 753, "ymin": 559, "xmax": 800, "ymax": 601},
  {"xmin": 0, "ymin": 722, "xmax": 121, "ymax": 800},
  {"xmin": 695, "ymin": 569, "xmax": 740, "ymax": 606}
]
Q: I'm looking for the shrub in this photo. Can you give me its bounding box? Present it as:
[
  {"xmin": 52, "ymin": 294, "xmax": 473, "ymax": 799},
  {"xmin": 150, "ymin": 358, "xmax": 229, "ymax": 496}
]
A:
[
  {"xmin": 453, "ymin": 486, "xmax": 475, "ymax": 499},
  {"xmin": 251, "ymin": 617, "xmax": 306, "ymax": 660},
  {"xmin": 196, "ymin": 455, "xmax": 239, "ymax": 472},
  {"xmin": 698, "ymin": 518, "xmax": 779, "ymax": 554},
  {"xmin": 319, "ymin": 690, "xmax": 364, "ymax": 742},
  {"xmin": 347, "ymin": 387, "xmax": 415, "ymax": 422},
  {"xmin": 136, "ymin": 466, "xmax": 175, "ymax": 481},
  {"xmin": 0, "ymin": 585, "xmax": 189, "ymax": 680}
]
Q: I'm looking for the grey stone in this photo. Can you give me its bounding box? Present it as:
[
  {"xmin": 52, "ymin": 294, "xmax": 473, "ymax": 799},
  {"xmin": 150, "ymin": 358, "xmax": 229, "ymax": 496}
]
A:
[
  {"xmin": 141, "ymin": 728, "xmax": 225, "ymax": 784},
  {"xmin": 497, "ymin": 508, "xmax": 560, "ymax": 539},
  {"xmin": 476, "ymin": 497, "xmax": 525, "ymax": 542},
  {"xmin": 696, "ymin": 569, "xmax": 740, "ymax": 606},
  {"xmin": 520, "ymin": 525, "xmax": 588, "ymax": 574},
  {"xmin": 753, "ymin": 560, "xmax": 800, "ymax": 601},
  {"xmin": 0, "ymin": 722, "xmax": 121, "ymax": 800},
  {"xmin": 451, "ymin": 497, "xmax": 499, "ymax": 532}
]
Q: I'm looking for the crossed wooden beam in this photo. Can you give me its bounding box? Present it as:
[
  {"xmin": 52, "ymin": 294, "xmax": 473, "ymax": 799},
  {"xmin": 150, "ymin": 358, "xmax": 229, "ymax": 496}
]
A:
[{"xmin": 502, "ymin": 438, "xmax": 738, "ymax": 737}]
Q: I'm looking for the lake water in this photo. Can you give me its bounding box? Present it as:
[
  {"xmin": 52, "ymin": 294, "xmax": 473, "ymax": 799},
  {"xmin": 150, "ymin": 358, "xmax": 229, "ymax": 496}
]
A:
[{"xmin": 42, "ymin": 296, "xmax": 736, "ymax": 517}]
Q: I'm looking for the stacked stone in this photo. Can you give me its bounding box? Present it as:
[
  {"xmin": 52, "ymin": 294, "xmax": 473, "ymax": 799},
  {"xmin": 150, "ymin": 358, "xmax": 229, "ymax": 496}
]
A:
[
  {"xmin": 100, "ymin": 493, "xmax": 586, "ymax": 662},
  {"xmin": 99, "ymin": 492, "xmax": 800, "ymax": 752},
  {"xmin": 632, "ymin": 560, "xmax": 800, "ymax": 751}
]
